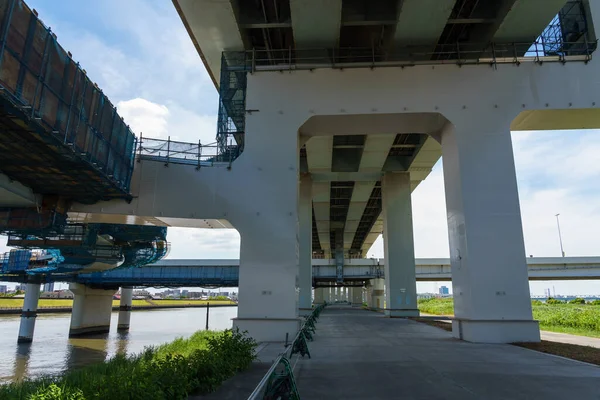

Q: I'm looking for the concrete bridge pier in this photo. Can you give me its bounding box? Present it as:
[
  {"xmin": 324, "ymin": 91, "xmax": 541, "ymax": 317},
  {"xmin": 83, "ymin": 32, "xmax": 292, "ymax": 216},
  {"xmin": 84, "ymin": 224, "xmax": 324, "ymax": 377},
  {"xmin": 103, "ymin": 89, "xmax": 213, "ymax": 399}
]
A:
[
  {"xmin": 314, "ymin": 287, "xmax": 324, "ymax": 304},
  {"xmin": 298, "ymin": 174, "xmax": 313, "ymax": 317},
  {"xmin": 441, "ymin": 119, "xmax": 539, "ymax": 343},
  {"xmin": 323, "ymin": 287, "xmax": 332, "ymax": 303},
  {"xmin": 117, "ymin": 287, "xmax": 133, "ymax": 331},
  {"xmin": 69, "ymin": 283, "xmax": 116, "ymax": 337},
  {"xmin": 350, "ymin": 286, "xmax": 363, "ymax": 307},
  {"xmin": 370, "ymin": 278, "xmax": 384, "ymax": 309},
  {"xmin": 17, "ymin": 283, "xmax": 40, "ymax": 343},
  {"xmin": 382, "ymin": 172, "xmax": 419, "ymax": 317}
]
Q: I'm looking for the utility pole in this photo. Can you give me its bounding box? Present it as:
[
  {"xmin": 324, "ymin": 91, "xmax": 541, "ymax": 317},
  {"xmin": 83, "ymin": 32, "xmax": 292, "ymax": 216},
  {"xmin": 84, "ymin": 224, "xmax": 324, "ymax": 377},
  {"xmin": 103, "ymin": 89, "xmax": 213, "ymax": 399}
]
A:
[{"xmin": 555, "ymin": 213, "xmax": 565, "ymax": 257}]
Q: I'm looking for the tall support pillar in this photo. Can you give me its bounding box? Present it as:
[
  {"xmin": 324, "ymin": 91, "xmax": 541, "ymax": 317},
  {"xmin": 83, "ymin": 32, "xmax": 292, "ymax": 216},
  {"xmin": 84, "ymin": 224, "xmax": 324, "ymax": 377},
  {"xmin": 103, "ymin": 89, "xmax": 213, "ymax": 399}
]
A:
[
  {"xmin": 351, "ymin": 286, "xmax": 363, "ymax": 307},
  {"xmin": 324, "ymin": 287, "xmax": 332, "ymax": 303},
  {"xmin": 441, "ymin": 120, "xmax": 539, "ymax": 343},
  {"xmin": 17, "ymin": 283, "xmax": 40, "ymax": 343},
  {"xmin": 231, "ymin": 114, "xmax": 302, "ymax": 343},
  {"xmin": 365, "ymin": 282, "xmax": 373, "ymax": 308},
  {"xmin": 117, "ymin": 287, "xmax": 133, "ymax": 332},
  {"xmin": 69, "ymin": 284, "xmax": 116, "ymax": 337},
  {"xmin": 382, "ymin": 172, "xmax": 419, "ymax": 317},
  {"xmin": 370, "ymin": 279, "xmax": 384, "ymax": 310},
  {"xmin": 314, "ymin": 287, "xmax": 324, "ymax": 304},
  {"xmin": 298, "ymin": 174, "xmax": 313, "ymax": 316}
]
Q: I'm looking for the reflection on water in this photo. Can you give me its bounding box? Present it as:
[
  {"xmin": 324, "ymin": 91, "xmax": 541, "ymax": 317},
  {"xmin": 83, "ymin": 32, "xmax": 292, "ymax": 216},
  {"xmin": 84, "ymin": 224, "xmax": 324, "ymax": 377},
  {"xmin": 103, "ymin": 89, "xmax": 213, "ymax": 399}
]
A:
[{"xmin": 0, "ymin": 307, "xmax": 237, "ymax": 383}]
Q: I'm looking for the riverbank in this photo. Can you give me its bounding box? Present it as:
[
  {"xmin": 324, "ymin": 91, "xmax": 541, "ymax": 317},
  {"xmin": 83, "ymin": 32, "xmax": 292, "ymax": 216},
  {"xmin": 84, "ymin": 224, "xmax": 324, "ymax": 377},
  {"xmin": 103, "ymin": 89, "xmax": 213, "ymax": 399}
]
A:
[
  {"xmin": 0, "ymin": 299, "xmax": 237, "ymax": 314},
  {"xmin": 418, "ymin": 298, "xmax": 600, "ymax": 338},
  {"xmin": 0, "ymin": 329, "xmax": 256, "ymax": 399}
]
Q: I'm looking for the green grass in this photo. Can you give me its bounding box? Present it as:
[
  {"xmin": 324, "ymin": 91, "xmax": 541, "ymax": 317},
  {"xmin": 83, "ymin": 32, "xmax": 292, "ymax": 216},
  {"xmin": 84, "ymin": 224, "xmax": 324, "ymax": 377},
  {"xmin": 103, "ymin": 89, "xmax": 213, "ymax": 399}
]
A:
[
  {"xmin": 0, "ymin": 330, "xmax": 257, "ymax": 399},
  {"xmin": 417, "ymin": 298, "xmax": 600, "ymax": 338},
  {"xmin": 0, "ymin": 299, "xmax": 151, "ymax": 309},
  {"xmin": 152, "ymin": 299, "xmax": 236, "ymax": 306}
]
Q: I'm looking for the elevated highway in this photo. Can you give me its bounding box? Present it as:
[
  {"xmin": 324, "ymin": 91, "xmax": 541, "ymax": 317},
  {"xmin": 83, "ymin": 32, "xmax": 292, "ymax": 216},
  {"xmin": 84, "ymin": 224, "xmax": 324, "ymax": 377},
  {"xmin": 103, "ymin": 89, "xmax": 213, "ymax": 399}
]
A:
[{"xmin": 6, "ymin": 256, "xmax": 591, "ymax": 288}]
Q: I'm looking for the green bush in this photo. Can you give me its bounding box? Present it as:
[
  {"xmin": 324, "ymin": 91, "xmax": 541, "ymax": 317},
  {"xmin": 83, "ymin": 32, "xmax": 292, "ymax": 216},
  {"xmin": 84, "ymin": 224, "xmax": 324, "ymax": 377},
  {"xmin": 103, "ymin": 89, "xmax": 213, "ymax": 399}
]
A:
[
  {"xmin": 531, "ymin": 300, "xmax": 543, "ymax": 305},
  {"xmin": 546, "ymin": 298, "xmax": 564, "ymax": 305},
  {"xmin": 0, "ymin": 329, "xmax": 257, "ymax": 400},
  {"xmin": 591, "ymin": 300, "xmax": 600, "ymax": 306},
  {"xmin": 569, "ymin": 298, "xmax": 586, "ymax": 305}
]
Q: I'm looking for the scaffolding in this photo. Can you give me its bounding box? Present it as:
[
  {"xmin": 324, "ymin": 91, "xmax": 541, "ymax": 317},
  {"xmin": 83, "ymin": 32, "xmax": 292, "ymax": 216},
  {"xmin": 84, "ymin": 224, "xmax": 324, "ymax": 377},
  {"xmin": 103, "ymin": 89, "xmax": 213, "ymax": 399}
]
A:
[
  {"xmin": 540, "ymin": 0, "xmax": 593, "ymax": 56},
  {"xmin": 216, "ymin": 52, "xmax": 247, "ymax": 162},
  {"xmin": 0, "ymin": 0, "xmax": 136, "ymax": 203}
]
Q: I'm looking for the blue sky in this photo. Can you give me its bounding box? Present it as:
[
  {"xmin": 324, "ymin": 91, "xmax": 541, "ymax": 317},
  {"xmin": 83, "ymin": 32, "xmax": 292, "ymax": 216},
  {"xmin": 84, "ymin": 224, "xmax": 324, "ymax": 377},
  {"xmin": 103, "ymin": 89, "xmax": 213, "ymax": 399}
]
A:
[{"xmin": 2, "ymin": 0, "xmax": 600, "ymax": 295}]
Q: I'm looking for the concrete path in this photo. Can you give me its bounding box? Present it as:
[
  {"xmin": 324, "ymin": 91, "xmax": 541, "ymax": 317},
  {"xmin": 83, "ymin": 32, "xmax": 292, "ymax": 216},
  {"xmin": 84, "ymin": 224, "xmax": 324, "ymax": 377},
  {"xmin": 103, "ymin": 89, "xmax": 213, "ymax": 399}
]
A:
[
  {"xmin": 540, "ymin": 330, "xmax": 600, "ymax": 348},
  {"xmin": 421, "ymin": 313, "xmax": 600, "ymax": 349},
  {"xmin": 294, "ymin": 306, "xmax": 600, "ymax": 400}
]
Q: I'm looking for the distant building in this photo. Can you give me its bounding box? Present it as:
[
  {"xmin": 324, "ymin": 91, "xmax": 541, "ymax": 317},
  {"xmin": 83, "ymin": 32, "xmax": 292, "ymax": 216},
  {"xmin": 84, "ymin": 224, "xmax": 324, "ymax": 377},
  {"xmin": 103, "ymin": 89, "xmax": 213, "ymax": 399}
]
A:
[
  {"xmin": 43, "ymin": 282, "xmax": 54, "ymax": 292},
  {"xmin": 181, "ymin": 290, "xmax": 189, "ymax": 297},
  {"xmin": 0, "ymin": 285, "xmax": 7, "ymax": 294},
  {"xmin": 439, "ymin": 286, "xmax": 449, "ymax": 295}
]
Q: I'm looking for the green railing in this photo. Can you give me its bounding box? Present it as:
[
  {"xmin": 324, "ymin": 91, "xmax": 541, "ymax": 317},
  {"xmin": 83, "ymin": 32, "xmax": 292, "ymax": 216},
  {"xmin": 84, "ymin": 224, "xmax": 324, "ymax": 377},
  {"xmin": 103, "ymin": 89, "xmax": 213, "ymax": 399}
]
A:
[{"xmin": 248, "ymin": 303, "xmax": 326, "ymax": 400}]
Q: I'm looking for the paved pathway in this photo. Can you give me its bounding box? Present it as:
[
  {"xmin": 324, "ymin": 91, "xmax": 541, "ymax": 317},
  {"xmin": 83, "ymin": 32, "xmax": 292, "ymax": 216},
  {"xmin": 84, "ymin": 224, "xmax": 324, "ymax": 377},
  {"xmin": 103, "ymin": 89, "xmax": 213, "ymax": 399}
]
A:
[
  {"xmin": 293, "ymin": 306, "xmax": 600, "ymax": 399},
  {"xmin": 421, "ymin": 313, "xmax": 600, "ymax": 349},
  {"xmin": 540, "ymin": 330, "xmax": 600, "ymax": 348}
]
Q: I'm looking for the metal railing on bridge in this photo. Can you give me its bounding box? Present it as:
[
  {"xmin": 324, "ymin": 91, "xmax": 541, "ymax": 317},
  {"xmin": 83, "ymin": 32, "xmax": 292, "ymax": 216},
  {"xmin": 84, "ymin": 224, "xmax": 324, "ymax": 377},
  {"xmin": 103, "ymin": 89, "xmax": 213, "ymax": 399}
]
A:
[
  {"xmin": 137, "ymin": 135, "xmax": 236, "ymax": 168},
  {"xmin": 248, "ymin": 304, "xmax": 326, "ymax": 400}
]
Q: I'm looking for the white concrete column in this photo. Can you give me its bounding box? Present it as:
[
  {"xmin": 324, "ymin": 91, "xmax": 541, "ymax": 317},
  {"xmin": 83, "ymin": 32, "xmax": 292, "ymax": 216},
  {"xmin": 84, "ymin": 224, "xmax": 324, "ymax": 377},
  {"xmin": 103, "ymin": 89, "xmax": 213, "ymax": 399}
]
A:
[
  {"xmin": 17, "ymin": 283, "xmax": 40, "ymax": 343},
  {"xmin": 231, "ymin": 112, "xmax": 302, "ymax": 343},
  {"xmin": 370, "ymin": 278, "xmax": 384, "ymax": 310},
  {"xmin": 117, "ymin": 287, "xmax": 133, "ymax": 331},
  {"xmin": 298, "ymin": 174, "xmax": 313, "ymax": 316},
  {"xmin": 323, "ymin": 287, "xmax": 331, "ymax": 303},
  {"xmin": 314, "ymin": 287, "xmax": 324, "ymax": 304},
  {"xmin": 382, "ymin": 172, "xmax": 419, "ymax": 317},
  {"xmin": 365, "ymin": 283, "xmax": 373, "ymax": 308},
  {"xmin": 69, "ymin": 284, "xmax": 116, "ymax": 337},
  {"xmin": 441, "ymin": 121, "xmax": 539, "ymax": 343},
  {"xmin": 350, "ymin": 287, "xmax": 363, "ymax": 307}
]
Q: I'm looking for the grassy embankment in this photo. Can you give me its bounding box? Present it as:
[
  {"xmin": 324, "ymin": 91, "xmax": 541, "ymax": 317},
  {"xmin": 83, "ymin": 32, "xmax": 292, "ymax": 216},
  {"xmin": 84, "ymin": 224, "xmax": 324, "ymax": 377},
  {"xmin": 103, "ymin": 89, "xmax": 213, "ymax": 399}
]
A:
[
  {"xmin": 0, "ymin": 298, "xmax": 235, "ymax": 309},
  {"xmin": 418, "ymin": 297, "xmax": 600, "ymax": 338},
  {"xmin": 0, "ymin": 329, "xmax": 256, "ymax": 400}
]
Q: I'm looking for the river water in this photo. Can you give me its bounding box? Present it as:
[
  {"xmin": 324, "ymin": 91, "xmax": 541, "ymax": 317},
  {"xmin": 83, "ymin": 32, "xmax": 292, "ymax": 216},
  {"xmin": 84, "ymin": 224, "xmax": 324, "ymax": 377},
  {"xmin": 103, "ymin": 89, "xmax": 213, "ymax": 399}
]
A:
[{"xmin": 0, "ymin": 306, "xmax": 238, "ymax": 384}]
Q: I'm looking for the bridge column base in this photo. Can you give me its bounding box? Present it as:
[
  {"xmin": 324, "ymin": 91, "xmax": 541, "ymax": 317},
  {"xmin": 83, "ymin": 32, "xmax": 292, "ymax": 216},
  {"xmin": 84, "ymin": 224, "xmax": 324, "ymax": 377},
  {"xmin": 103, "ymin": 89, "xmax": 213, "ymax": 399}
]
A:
[
  {"xmin": 298, "ymin": 308, "xmax": 313, "ymax": 317},
  {"xmin": 17, "ymin": 283, "xmax": 40, "ymax": 343},
  {"xmin": 232, "ymin": 318, "xmax": 301, "ymax": 343},
  {"xmin": 350, "ymin": 287, "xmax": 363, "ymax": 307},
  {"xmin": 452, "ymin": 319, "xmax": 540, "ymax": 343},
  {"xmin": 117, "ymin": 287, "xmax": 133, "ymax": 332},
  {"xmin": 385, "ymin": 309, "xmax": 419, "ymax": 318},
  {"xmin": 69, "ymin": 284, "xmax": 116, "ymax": 337}
]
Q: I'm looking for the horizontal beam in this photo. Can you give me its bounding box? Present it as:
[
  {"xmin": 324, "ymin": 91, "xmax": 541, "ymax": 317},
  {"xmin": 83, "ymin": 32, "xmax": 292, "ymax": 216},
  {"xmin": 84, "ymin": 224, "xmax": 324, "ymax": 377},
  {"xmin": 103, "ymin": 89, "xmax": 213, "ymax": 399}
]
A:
[{"xmin": 5, "ymin": 257, "xmax": 598, "ymax": 288}]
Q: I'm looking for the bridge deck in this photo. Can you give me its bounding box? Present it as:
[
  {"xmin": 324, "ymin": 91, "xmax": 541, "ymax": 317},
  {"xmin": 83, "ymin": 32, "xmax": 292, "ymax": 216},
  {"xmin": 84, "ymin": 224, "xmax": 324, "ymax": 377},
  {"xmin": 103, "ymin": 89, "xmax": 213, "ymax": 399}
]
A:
[{"xmin": 294, "ymin": 306, "xmax": 600, "ymax": 399}]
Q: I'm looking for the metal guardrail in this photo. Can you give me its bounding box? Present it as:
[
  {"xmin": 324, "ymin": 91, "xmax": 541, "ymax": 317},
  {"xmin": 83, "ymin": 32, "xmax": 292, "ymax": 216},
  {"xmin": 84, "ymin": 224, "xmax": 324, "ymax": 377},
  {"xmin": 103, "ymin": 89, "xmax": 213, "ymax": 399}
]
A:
[
  {"xmin": 248, "ymin": 303, "xmax": 326, "ymax": 400},
  {"xmin": 137, "ymin": 135, "xmax": 232, "ymax": 168},
  {"xmin": 225, "ymin": 39, "xmax": 596, "ymax": 74}
]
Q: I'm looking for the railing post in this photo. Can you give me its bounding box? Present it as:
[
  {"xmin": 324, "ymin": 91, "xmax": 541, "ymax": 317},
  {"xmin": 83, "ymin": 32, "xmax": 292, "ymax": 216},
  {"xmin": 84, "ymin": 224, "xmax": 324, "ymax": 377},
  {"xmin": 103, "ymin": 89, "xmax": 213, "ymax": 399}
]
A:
[
  {"xmin": 138, "ymin": 132, "xmax": 143, "ymax": 162},
  {"xmin": 197, "ymin": 139, "xmax": 202, "ymax": 170},
  {"xmin": 166, "ymin": 136, "xmax": 171, "ymax": 166}
]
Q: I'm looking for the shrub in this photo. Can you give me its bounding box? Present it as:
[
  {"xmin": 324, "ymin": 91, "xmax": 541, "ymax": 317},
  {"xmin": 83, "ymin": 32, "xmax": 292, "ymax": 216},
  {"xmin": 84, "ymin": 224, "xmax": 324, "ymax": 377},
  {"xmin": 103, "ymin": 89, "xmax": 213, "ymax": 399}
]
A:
[
  {"xmin": 591, "ymin": 300, "xmax": 600, "ymax": 306},
  {"xmin": 531, "ymin": 300, "xmax": 543, "ymax": 305},
  {"xmin": 569, "ymin": 298, "xmax": 586, "ymax": 305},
  {"xmin": 546, "ymin": 298, "xmax": 564, "ymax": 305},
  {"xmin": 0, "ymin": 329, "xmax": 257, "ymax": 400}
]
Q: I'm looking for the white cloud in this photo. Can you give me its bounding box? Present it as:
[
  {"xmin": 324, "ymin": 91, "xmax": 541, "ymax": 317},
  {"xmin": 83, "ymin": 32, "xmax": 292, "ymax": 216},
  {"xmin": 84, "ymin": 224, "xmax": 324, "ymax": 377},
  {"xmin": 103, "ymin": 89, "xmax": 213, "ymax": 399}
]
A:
[{"xmin": 117, "ymin": 98, "xmax": 170, "ymax": 138}]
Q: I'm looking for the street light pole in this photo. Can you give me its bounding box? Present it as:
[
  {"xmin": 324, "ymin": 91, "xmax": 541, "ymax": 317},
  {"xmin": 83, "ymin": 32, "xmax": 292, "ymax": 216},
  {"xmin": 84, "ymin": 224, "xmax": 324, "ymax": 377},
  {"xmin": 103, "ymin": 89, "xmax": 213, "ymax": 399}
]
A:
[{"xmin": 555, "ymin": 213, "xmax": 565, "ymax": 257}]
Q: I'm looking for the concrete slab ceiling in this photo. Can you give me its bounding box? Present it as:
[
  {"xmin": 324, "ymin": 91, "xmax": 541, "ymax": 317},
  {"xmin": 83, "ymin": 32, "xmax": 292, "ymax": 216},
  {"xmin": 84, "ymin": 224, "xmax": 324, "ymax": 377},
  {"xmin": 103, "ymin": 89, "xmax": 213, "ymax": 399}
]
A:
[
  {"xmin": 493, "ymin": 0, "xmax": 567, "ymax": 43},
  {"xmin": 394, "ymin": 0, "xmax": 456, "ymax": 47},
  {"xmin": 290, "ymin": 0, "xmax": 342, "ymax": 47},
  {"xmin": 173, "ymin": 0, "xmax": 245, "ymax": 89}
]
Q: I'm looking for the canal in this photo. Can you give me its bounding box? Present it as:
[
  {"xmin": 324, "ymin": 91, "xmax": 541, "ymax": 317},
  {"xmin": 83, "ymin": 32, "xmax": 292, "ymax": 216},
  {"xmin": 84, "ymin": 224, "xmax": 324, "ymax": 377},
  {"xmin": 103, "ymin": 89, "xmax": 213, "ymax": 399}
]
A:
[{"xmin": 0, "ymin": 306, "xmax": 238, "ymax": 383}]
